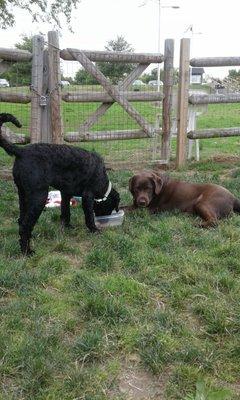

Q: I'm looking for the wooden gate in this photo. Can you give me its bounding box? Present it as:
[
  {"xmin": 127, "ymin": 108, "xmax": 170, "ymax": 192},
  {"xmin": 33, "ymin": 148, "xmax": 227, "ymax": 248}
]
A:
[
  {"xmin": 60, "ymin": 39, "xmax": 174, "ymax": 164},
  {"xmin": 0, "ymin": 31, "xmax": 174, "ymax": 166}
]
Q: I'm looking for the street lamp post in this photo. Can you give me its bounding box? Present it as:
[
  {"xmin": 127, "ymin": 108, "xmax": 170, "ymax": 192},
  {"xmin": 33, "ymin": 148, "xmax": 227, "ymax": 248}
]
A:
[
  {"xmin": 157, "ymin": 1, "xmax": 179, "ymax": 92},
  {"xmin": 157, "ymin": 0, "xmax": 161, "ymax": 92}
]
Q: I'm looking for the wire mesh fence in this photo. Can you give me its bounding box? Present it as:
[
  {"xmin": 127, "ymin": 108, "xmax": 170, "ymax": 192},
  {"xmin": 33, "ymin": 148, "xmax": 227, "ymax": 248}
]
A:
[
  {"xmin": 188, "ymin": 78, "xmax": 240, "ymax": 161},
  {"xmin": 61, "ymin": 52, "xmax": 165, "ymax": 167},
  {"xmin": 0, "ymin": 58, "xmax": 31, "ymax": 138}
]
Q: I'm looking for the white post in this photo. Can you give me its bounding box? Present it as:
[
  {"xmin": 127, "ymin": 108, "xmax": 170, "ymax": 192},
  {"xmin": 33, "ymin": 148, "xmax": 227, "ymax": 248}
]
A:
[{"xmin": 187, "ymin": 108, "xmax": 200, "ymax": 161}]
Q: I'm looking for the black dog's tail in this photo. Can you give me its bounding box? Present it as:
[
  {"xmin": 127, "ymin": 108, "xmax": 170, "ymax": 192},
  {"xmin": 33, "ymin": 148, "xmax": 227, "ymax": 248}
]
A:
[
  {"xmin": 233, "ymin": 198, "xmax": 240, "ymax": 214},
  {"xmin": 0, "ymin": 113, "xmax": 22, "ymax": 157}
]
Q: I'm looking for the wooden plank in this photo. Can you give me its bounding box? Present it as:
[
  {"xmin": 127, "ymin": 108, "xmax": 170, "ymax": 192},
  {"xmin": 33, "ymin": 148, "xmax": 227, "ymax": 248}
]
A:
[
  {"xmin": 30, "ymin": 35, "xmax": 44, "ymax": 143},
  {"xmin": 69, "ymin": 49, "xmax": 154, "ymax": 136},
  {"xmin": 61, "ymin": 49, "xmax": 164, "ymax": 63},
  {"xmin": 78, "ymin": 63, "xmax": 149, "ymax": 132},
  {"xmin": 190, "ymin": 57, "xmax": 240, "ymax": 67},
  {"xmin": 188, "ymin": 127, "xmax": 240, "ymax": 139},
  {"xmin": 176, "ymin": 38, "xmax": 190, "ymax": 168},
  {"xmin": 120, "ymin": 63, "xmax": 149, "ymax": 90},
  {"xmin": 41, "ymin": 49, "xmax": 52, "ymax": 143},
  {"xmin": 189, "ymin": 93, "xmax": 240, "ymax": 105},
  {"xmin": 79, "ymin": 104, "xmax": 112, "ymax": 133},
  {"xmin": 62, "ymin": 89, "xmax": 163, "ymax": 103},
  {"xmin": 161, "ymin": 39, "xmax": 174, "ymax": 162},
  {"xmin": 48, "ymin": 31, "xmax": 63, "ymax": 144},
  {"xmin": 0, "ymin": 48, "xmax": 32, "ymax": 62},
  {"xmin": 1, "ymin": 126, "xmax": 29, "ymax": 144},
  {"xmin": 0, "ymin": 92, "xmax": 31, "ymax": 103},
  {"xmin": 65, "ymin": 129, "xmax": 161, "ymax": 142}
]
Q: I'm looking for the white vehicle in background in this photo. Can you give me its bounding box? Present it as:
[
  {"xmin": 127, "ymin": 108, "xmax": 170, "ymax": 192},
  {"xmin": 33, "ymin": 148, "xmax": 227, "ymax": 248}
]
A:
[
  {"xmin": 0, "ymin": 79, "xmax": 10, "ymax": 87},
  {"xmin": 132, "ymin": 79, "xmax": 146, "ymax": 86},
  {"xmin": 132, "ymin": 79, "xmax": 146, "ymax": 91},
  {"xmin": 148, "ymin": 80, "xmax": 163, "ymax": 86},
  {"xmin": 60, "ymin": 80, "xmax": 70, "ymax": 88}
]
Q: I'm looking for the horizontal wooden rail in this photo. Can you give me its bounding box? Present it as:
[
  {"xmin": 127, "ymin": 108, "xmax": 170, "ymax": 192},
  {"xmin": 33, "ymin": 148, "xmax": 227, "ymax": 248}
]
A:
[
  {"xmin": 65, "ymin": 129, "xmax": 161, "ymax": 142},
  {"xmin": 0, "ymin": 48, "xmax": 32, "ymax": 62},
  {"xmin": 61, "ymin": 49, "xmax": 164, "ymax": 63},
  {"xmin": 2, "ymin": 128, "xmax": 29, "ymax": 144},
  {"xmin": 189, "ymin": 93, "xmax": 240, "ymax": 105},
  {"xmin": 190, "ymin": 57, "xmax": 240, "ymax": 67},
  {"xmin": 0, "ymin": 91, "xmax": 163, "ymax": 104},
  {"xmin": 188, "ymin": 127, "xmax": 240, "ymax": 139},
  {"xmin": 0, "ymin": 92, "xmax": 31, "ymax": 103},
  {"xmin": 62, "ymin": 90, "xmax": 163, "ymax": 103}
]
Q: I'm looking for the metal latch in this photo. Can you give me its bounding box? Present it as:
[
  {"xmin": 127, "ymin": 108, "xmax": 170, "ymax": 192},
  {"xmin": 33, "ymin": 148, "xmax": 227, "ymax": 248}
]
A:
[{"xmin": 39, "ymin": 95, "xmax": 47, "ymax": 106}]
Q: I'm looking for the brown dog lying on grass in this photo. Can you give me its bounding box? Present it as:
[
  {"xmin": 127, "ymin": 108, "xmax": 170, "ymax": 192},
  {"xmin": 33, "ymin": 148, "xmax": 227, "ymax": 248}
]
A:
[{"xmin": 128, "ymin": 170, "xmax": 240, "ymax": 227}]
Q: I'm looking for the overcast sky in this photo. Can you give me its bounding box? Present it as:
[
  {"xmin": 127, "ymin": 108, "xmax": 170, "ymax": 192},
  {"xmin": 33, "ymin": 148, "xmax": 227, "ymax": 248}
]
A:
[{"xmin": 1, "ymin": 0, "xmax": 239, "ymax": 79}]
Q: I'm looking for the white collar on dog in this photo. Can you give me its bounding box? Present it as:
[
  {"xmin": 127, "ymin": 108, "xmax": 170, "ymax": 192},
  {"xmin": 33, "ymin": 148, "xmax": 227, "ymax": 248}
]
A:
[{"xmin": 95, "ymin": 181, "xmax": 112, "ymax": 203}]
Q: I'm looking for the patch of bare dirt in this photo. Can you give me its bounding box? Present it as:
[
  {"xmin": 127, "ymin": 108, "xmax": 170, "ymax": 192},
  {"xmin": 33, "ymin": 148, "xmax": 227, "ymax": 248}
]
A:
[
  {"xmin": 42, "ymin": 284, "xmax": 60, "ymax": 295},
  {"xmin": 222, "ymin": 381, "xmax": 240, "ymax": 396},
  {"xmin": 219, "ymin": 168, "xmax": 239, "ymax": 180},
  {"xmin": 0, "ymin": 168, "xmax": 12, "ymax": 180},
  {"xmin": 109, "ymin": 356, "xmax": 171, "ymax": 400},
  {"xmin": 211, "ymin": 155, "xmax": 240, "ymax": 164}
]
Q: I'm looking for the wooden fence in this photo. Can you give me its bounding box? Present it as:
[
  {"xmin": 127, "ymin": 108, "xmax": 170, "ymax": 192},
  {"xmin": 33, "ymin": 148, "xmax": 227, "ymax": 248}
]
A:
[
  {"xmin": 0, "ymin": 31, "xmax": 175, "ymax": 165},
  {"xmin": 2, "ymin": 33, "xmax": 240, "ymax": 168},
  {"xmin": 176, "ymin": 38, "xmax": 240, "ymax": 167}
]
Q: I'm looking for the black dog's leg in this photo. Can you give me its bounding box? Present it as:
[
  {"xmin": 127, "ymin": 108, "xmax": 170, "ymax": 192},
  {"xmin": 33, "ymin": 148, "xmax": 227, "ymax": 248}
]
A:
[
  {"xmin": 17, "ymin": 186, "xmax": 27, "ymax": 225},
  {"xmin": 82, "ymin": 190, "xmax": 99, "ymax": 233},
  {"xmin": 60, "ymin": 192, "xmax": 72, "ymax": 228},
  {"xmin": 19, "ymin": 190, "xmax": 48, "ymax": 255}
]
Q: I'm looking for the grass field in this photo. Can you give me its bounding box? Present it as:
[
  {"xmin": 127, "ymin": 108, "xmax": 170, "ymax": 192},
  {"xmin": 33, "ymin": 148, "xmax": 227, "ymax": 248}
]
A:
[{"xmin": 0, "ymin": 92, "xmax": 240, "ymax": 399}]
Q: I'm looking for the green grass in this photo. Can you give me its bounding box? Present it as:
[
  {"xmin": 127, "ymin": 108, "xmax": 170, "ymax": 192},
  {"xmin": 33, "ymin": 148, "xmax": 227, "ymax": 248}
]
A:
[
  {"xmin": 0, "ymin": 154, "xmax": 240, "ymax": 399},
  {"xmin": 0, "ymin": 90, "xmax": 240, "ymax": 398}
]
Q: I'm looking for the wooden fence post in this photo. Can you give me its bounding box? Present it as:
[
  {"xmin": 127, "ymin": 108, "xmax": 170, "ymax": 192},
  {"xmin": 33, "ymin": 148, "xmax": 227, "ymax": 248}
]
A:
[
  {"xmin": 30, "ymin": 35, "xmax": 44, "ymax": 143},
  {"xmin": 176, "ymin": 38, "xmax": 190, "ymax": 168},
  {"xmin": 161, "ymin": 39, "xmax": 174, "ymax": 162},
  {"xmin": 41, "ymin": 48, "xmax": 52, "ymax": 143},
  {"xmin": 48, "ymin": 31, "xmax": 63, "ymax": 144}
]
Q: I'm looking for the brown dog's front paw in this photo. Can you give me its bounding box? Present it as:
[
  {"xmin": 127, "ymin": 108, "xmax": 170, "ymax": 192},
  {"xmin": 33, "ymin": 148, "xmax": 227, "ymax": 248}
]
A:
[
  {"xmin": 149, "ymin": 208, "xmax": 158, "ymax": 214},
  {"xmin": 196, "ymin": 219, "xmax": 218, "ymax": 229}
]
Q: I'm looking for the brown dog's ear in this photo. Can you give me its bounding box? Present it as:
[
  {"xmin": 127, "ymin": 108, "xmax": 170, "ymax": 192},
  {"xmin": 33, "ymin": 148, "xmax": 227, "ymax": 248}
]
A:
[
  {"xmin": 151, "ymin": 173, "xmax": 163, "ymax": 195},
  {"xmin": 129, "ymin": 176, "xmax": 135, "ymax": 193}
]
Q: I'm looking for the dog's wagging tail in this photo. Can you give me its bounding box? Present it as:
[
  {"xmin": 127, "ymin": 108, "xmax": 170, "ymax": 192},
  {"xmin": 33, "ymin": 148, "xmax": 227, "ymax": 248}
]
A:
[
  {"xmin": 0, "ymin": 113, "xmax": 22, "ymax": 156},
  {"xmin": 0, "ymin": 113, "xmax": 120, "ymax": 255}
]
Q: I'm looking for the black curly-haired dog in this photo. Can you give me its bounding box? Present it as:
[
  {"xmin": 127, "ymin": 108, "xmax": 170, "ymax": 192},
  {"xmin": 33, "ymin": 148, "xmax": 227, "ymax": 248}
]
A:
[{"xmin": 0, "ymin": 113, "xmax": 120, "ymax": 255}]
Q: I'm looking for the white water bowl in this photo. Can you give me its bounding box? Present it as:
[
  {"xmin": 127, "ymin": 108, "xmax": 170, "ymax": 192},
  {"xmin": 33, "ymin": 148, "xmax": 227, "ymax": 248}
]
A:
[{"xmin": 95, "ymin": 210, "xmax": 125, "ymax": 228}]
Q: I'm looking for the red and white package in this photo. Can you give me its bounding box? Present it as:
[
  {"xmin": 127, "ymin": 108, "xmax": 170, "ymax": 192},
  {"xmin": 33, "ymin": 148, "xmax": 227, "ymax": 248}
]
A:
[{"xmin": 45, "ymin": 191, "xmax": 78, "ymax": 208}]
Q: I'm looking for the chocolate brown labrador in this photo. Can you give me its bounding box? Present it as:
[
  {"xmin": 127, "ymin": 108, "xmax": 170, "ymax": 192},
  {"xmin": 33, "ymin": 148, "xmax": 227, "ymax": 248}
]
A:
[{"xmin": 128, "ymin": 171, "xmax": 240, "ymax": 227}]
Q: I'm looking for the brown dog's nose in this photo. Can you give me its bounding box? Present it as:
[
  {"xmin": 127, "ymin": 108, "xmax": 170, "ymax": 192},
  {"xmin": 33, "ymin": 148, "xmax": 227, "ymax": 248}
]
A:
[{"xmin": 138, "ymin": 199, "xmax": 147, "ymax": 207}]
